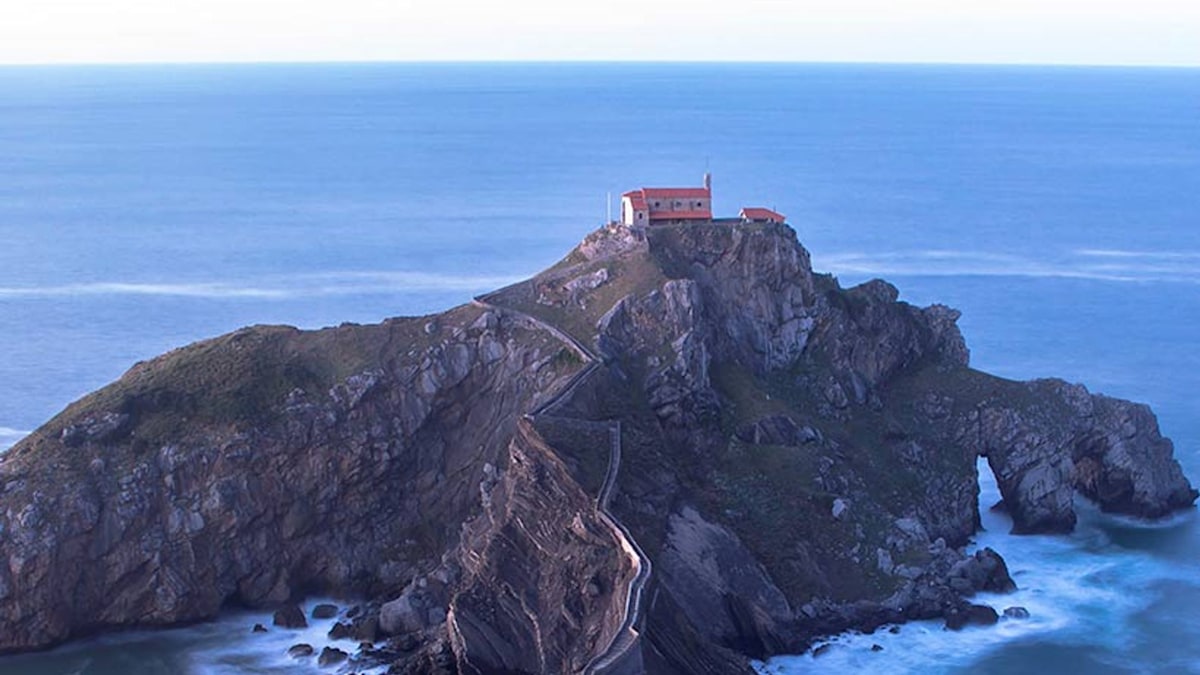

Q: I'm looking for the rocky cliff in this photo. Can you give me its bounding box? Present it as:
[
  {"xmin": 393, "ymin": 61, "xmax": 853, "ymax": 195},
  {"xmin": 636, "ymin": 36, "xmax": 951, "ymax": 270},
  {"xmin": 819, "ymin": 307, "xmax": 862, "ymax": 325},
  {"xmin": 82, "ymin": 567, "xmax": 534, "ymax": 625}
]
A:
[{"xmin": 0, "ymin": 222, "xmax": 1194, "ymax": 673}]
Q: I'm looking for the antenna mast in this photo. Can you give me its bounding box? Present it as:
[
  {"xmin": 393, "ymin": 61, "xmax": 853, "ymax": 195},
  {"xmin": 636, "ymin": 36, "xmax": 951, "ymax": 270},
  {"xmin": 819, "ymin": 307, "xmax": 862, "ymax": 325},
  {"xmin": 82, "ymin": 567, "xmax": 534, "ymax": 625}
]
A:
[{"xmin": 607, "ymin": 191, "xmax": 612, "ymax": 224}]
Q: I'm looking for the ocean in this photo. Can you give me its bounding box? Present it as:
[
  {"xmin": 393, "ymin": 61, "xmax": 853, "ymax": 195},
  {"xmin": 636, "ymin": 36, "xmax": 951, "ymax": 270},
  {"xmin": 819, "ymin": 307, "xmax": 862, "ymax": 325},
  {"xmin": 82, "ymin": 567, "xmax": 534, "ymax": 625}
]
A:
[{"xmin": 0, "ymin": 62, "xmax": 1197, "ymax": 674}]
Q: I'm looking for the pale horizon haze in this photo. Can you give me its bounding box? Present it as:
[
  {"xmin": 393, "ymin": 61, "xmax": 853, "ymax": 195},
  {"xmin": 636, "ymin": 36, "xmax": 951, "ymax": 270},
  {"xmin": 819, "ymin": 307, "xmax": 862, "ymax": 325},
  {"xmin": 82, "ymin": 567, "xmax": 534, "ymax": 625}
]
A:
[{"xmin": 2, "ymin": 0, "xmax": 1199, "ymax": 67}]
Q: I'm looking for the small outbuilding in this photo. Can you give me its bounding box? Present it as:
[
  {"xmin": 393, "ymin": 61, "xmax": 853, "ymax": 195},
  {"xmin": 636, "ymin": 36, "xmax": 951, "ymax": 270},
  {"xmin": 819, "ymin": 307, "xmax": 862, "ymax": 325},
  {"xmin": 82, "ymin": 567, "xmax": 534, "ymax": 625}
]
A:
[{"xmin": 739, "ymin": 207, "xmax": 786, "ymax": 224}]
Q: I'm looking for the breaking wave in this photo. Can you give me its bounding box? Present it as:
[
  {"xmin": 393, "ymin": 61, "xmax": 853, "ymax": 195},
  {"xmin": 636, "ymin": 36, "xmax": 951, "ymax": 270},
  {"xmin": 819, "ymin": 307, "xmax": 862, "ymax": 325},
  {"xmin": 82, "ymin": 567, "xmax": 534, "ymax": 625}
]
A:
[
  {"xmin": 0, "ymin": 426, "xmax": 28, "ymax": 452},
  {"xmin": 755, "ymin": 459, "xmax": 1200, "ymax": 674},
  {"xmin": 0, "ymin": 598, "xmax": 386, "ymax": 675},
  {"xmin": 0, "ymin": 271, "xmax": 524, "ymax": 301},
  {"xmin": 818, "ymin": 249, "xmax": 1200, "ymax": 285}
]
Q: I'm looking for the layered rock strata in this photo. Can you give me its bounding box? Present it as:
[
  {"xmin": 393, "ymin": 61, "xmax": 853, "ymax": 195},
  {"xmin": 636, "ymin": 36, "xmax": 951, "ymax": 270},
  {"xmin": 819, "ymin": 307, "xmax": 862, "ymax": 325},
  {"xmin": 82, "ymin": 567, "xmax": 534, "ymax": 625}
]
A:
[{"xmin": 1, "ymin": 221, "xmax": 1193, "ymax": 674}]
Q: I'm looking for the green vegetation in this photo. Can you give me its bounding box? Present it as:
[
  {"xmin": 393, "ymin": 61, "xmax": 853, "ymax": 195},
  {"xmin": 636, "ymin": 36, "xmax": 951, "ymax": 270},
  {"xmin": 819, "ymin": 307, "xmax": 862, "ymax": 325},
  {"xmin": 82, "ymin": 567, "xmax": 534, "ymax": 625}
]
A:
[
  {"xmin": 16, "ymin": 305, "xmax": 488, "ymax": 460},
  {"xmin": 699, "ymin": 356, "xmax": 1003, "ymax": 601},
  {"xmin": 485, "ymin": 248, "xmax": 669, "ymax": 350},
  {"xmin": 551, "ymin": 346, "xmax": 584, "ymax": 370},
  {"xmin": 533, "ymin": 416, "xmax": 611, "ymax": 497}
]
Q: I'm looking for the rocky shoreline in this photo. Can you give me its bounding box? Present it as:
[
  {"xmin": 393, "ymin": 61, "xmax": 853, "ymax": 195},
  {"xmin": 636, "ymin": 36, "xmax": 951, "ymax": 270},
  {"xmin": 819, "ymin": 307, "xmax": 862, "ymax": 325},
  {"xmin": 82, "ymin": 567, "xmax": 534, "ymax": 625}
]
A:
[{"xmin": 1, "ymin": 221, "xmax": 1194, "ymax": 673}]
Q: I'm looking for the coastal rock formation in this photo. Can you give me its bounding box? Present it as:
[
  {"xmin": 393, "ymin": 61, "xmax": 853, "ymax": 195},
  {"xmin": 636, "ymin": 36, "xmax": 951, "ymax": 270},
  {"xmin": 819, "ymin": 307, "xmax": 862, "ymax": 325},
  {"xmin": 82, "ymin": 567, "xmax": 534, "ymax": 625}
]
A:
[
  {"xmin": 0, "ymin": 221, "xmax": 1194, "ymax": 673},
  {"xmin": 0, "ymin": 304, "xmax": 593, "ymax": 653},
  {"xmin": 969, "ymin": 381, "xmax": 1197, "ymax": 533},
  {"xmin": 448, "ymin": 419, "xmax": 628, "ymax": 674}
]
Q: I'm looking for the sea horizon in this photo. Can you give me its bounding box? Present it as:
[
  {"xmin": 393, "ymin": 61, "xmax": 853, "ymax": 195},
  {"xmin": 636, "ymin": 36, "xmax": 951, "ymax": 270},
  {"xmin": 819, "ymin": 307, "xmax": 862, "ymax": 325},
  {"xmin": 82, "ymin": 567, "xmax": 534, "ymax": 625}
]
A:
[{"xmin": 0, "ymin": 62, "xmax": 1196, "ymax": 674}]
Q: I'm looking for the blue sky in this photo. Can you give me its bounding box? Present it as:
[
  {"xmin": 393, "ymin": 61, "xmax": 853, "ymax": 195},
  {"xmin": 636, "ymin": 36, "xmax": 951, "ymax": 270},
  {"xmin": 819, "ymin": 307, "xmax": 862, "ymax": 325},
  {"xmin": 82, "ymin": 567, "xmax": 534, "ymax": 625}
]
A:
[{"xmin": 2, "ymin": 0, "xmax": 1198, "ymax": 66}]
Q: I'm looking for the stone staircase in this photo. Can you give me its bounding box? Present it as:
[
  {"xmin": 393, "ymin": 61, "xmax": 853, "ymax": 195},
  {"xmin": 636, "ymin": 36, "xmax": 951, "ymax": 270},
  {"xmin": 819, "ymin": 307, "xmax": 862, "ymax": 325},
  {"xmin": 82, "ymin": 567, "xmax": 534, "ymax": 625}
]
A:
[{"xmin": 472, "ymin": 297, "xmax": 651, "ymax": 674}]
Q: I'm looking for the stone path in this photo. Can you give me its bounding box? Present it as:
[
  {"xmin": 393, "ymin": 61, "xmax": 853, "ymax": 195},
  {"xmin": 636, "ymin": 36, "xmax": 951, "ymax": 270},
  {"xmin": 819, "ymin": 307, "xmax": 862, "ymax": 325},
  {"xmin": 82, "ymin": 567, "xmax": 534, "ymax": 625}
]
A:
[{"xmin": 472, "ymin": 298, "xmax": 650, "ymax": 674}]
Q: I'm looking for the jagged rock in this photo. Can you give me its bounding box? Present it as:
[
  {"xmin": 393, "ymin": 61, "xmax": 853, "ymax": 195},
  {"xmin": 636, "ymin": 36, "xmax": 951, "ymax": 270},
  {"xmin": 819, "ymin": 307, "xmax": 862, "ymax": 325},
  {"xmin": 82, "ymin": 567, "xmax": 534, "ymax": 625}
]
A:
[
  {"xmin": 273, "ymin": 605, "xmax": 307, "ymax": 629},
  {"xmin": 59, "ymin": 412, "xmax": 130, "ymax": 446},
  {"xmin": 328, "ymin": 622, "xmax": 354, "ymax": 640},
  {"xmin": 380, "ymin": 590, "xmax": 426, "ymax": 636},
  {"xmin": 390, "ymin": 633, "xmax": 419, "ymax": 652},
  {"xmin": 657, "ymin": 506, "xmax": 791, "ymax": 658},
  {"xmin": 251, "ymin": 623, "xmax": 268, "ymax": 633},
  {"xmin": 876, "ymin": 549, "xmax": 894, "ymax": 575},
  {"xmin": 968, "ymin": 380, "xmax": 1197, "ymax": 533},
  {"xmin": 318, "ymin": 646, "xmax": 348, "ymax": 666},
  {"xmin": 447, "ymin": 420, "xmax": 624, "ymax": 674},
  {"xmin": 0, "ymin": 303, "xmax": 571, "ymax": 655},
  {"xmin": 353, "ymin": 615, "xmax": 380, "ymax": 643},
  {"xmin": 735, "ymin": 415, "xmax": 820, "ymax": 446},
  {"xmin": 564, "ymin": 268, "xmax": 609, "ymax": 295},
  {"xmin": 949, "ymin": 548, "xmax": 1017, "ymax": 594},
  {"xmin": 0, "ymin": 221, "xmax": 1192, "ymax": 674}
]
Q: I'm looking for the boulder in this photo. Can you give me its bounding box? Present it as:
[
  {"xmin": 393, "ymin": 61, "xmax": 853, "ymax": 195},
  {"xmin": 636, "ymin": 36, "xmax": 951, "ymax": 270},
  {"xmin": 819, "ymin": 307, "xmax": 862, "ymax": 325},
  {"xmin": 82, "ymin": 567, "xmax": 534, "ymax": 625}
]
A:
[
  {"xmin": 380, "ymin": 592, "xmax": 426, "ymax": 636},
  {"xmin": 318, "ymin": 646, "xmax": 348, "ymax": 667},
  {"xmin": 287, "ymin": 643, "xmax": 314, "ymax": 658},
  {"xmin": 311, "ymin": 603, "xmax": 339, "ymax": 619},
  {"xmin": 944, "ymin": 604, "xmax": 999, "ymax": 631},
  {"xmin": 390, "ymin": 633, "xmax": 419, "ymax": 652},
  {"xmin": 948, "ymin": 548, "xmax": 1017, "ymax": 594},
  {"xmin": 328, "ymin": 622, "xmax": 354, "ymax": 640},
  {"xmin": 734, "ymin": 415, "xmax": 820, "ymax": 446},
  {"xmin": 1003, "ymin": 606, "xmax": 1031, "ymax": 620},
  {"xmin": 273, "ymin": 604, "xmax": 307, "ymax": 629},
  {"xmin": 353, "ymin": 616, "xmax": 380, "ymax": 643}
]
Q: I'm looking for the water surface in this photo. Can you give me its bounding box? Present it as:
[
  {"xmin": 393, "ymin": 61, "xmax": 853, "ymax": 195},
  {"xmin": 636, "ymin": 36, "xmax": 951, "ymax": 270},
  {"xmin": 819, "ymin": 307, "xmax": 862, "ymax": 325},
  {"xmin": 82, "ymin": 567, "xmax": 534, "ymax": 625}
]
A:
[{"xmin": 0, "ymin": 62, "xmax": 1197, "ymax": 673}]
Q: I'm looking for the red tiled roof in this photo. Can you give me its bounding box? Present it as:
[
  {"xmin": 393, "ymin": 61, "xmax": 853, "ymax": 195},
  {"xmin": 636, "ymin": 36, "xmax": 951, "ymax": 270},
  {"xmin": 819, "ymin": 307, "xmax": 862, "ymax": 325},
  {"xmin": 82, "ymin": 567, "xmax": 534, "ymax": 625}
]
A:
[
  {"xmin": 624, "ymin": 185, "xmax": 713, "ymax": 220},
  {"xmin": 648, "ymin": 210, "xmax": 712, "ymax": 221},
  {"xmin": 641, "ymin": 187, "xmax": 711, "ymax": 199},
  {"xmin": 740, "ymin": 207, "xmax": 786, "ymax": 222}
]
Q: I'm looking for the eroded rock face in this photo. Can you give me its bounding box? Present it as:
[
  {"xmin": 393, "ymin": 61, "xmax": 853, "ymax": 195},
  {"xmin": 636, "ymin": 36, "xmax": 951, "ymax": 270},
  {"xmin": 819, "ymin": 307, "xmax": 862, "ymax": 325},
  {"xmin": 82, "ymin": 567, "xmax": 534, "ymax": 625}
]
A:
[
  {"xmin": 1074, "ymin": 395, "xmax": 1198, "ymax": 519},
  {"xmin": 657, "ymin": 507, "xmax": 792, "ymax": 657},
  {"xmin": 0, "ymin": 221, "xmax": 1193, "ymax": 673},
  {"xmin": 447, "ymin": 420, "xmax": 628, "ymax": 675},
  {"xmin": 0, "ymin": 307, "xmax": 580, "ymax": 653},
  {"xmin": 964, "ymin": 379, "xmax": 1197, "ymax": 533}
]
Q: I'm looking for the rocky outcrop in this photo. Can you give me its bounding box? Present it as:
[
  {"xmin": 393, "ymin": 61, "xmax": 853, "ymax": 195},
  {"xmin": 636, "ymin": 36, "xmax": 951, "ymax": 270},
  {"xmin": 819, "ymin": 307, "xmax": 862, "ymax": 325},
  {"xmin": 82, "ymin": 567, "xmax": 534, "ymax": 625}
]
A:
[
  {"xmin": 0, "ymin": 220, "xmax": 1193, "ymax": 673},
  {"xmin": 956, "ymin": 378, "xmax": 1197, "ymax": 533},
  {"xmin": 656, "ymin": 506, "xmax": 791, "ymax": 657},
  {"xmin": 0, "ymin": 305, "xmax": 581, "ymax": 653},
  {"xmin": 1075, "ymin": 394, "xmax": 1197, "ymax": 518},
  {"xmin": 447, "ymin": 419, "xmax": 628, "ymax": 675}
]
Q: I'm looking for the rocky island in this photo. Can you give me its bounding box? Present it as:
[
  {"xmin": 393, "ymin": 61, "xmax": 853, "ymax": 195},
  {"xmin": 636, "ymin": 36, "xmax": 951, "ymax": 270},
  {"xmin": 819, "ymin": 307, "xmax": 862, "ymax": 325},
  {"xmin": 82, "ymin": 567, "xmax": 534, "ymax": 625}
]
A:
[{"xmin": 0, "ymin": 222, "xmax": 1194, "ymax": 673}]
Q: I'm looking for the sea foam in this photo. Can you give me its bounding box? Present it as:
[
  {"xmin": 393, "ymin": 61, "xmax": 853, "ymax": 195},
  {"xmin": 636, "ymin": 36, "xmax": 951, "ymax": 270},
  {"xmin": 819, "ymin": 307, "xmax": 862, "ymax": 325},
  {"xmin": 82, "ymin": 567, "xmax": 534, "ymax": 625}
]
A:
[
  {"xmin": 818, "ymin": 249, "xmax": 1200, "ymax": 285},
  {"xmin": 0, "ymin": 597, "xmax": 385, "ymax": 675},
  {"xmin": 754, "ymin": 459, "xmax": 1199, "ymax": 674},
  {"xmin": 0, "ymin": 426, "xmax": 28, "ymax": 452},
  {"xmin": 0, "ymin": 271, "xmax": 524, "ymax": 301}
]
